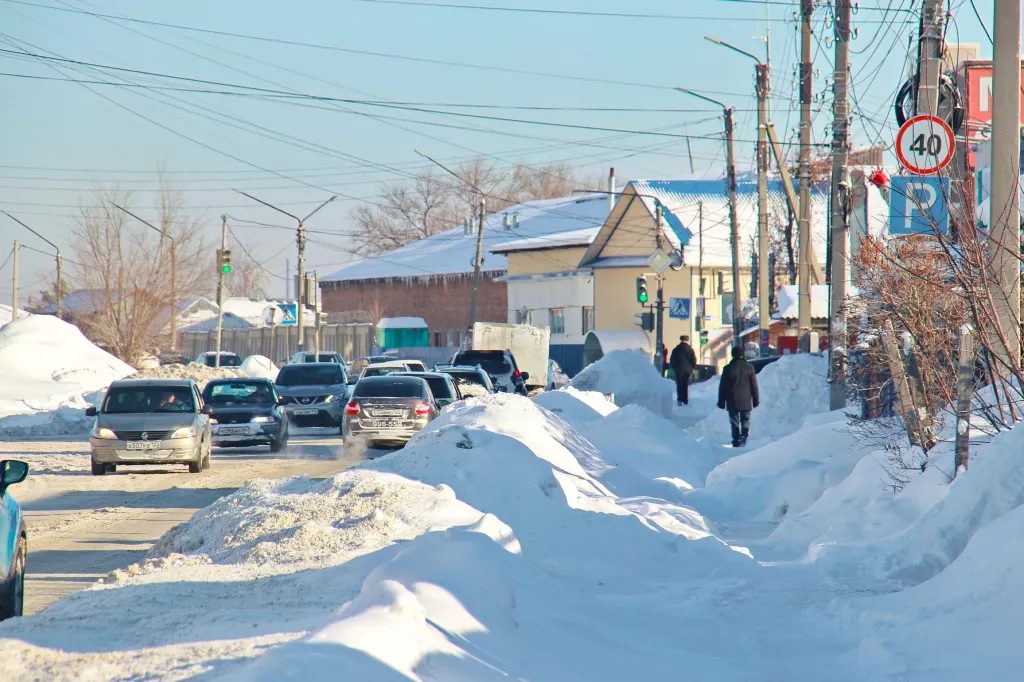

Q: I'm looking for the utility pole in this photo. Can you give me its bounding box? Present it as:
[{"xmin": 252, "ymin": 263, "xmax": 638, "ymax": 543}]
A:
[
  {"xmin": 916, "ymin": 0, "xmax": 945, "ymax": 117},
  {"xmin": 313, "ymin": 270, "xmax": 322, "ymax": 357},
  {"xmin": 11, "ymin": 240, "xmax": 18, "ymax": 320},
  {"xmin": 215, "ymin": 215, "xmax": 228, "ymax": 368},
  {"xmin": 655, "ymin": 203, "xmax": 666, "ymax": 373},
  {"xmin": 829, "ymin": 0, "xmax": 852, "ymax": 410},
  {"xmin": 798, "ymin": 0, "xmax": 814, "ymax": 339},
  {"xmin": 989, "ymin": 0, "xmax": 1022, "ymax": 374},
  {"xmin": 705, "ymin": 36, "xmax": 769, "ymax": 353},
  {"xmin": 110, "ymin": 204, "xmax": 178, "ymax": 351},
  {"xmin": 3, "ymin": 212, "xmax": 62, "ymax": 319},
  {"xmin": 698, "ymin": 201, "xmax": 705, "ymax": 364},
  {"xmin": 468, "ymin": 197, "xmax": 487, "ymax": 331},
  {"xmin": 235, "ymin": 191, "xmax": 337, "ymax": 350},
  {"xmin": 676, "ymin": 87, "xmax": 742, "ymax": 343}
]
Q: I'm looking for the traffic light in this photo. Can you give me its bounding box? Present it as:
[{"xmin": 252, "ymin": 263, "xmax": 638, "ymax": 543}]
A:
[
  {"xmin": 317, "ymin": 311, "xmax": 328, "ymax": 327},
  {"xmin": 636, "ymin": 275, "xmax": 649, "ymax": 304},
  {"xmin": 699, "ymin": 330, "xmax": 709, "ymax": 345},
  {"xmin": 634, "ymin": 311, "xmax": 654, "ymax": 332},
  {"xmin": 217, "ymin": 249, "xmax": 232, "ymax": 274}
]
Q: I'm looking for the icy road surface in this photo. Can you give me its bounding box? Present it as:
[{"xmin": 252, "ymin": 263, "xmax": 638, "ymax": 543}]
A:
[{"xmin": 0, "ymin": 429, "xmax": 367, "ymax": 615}]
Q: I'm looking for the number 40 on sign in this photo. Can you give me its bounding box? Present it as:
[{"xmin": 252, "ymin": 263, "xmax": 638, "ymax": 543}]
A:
[{"xmin": 896, "ymin": 114, "xmax": 955, "ymax": 175}]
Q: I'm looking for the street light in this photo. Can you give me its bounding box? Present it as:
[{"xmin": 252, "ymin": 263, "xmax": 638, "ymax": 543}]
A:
[
  {"xmin": 675, "ymin": 87, "xmax": 743, "ymax": 344},
  {"xmin": 111, "ymin": 203, "xmax": 178, "ymax": 352},
  {"xmin": 235, "ymin": 192, "xmax": 337, "ymax": 348},
  {"xmin": 705, "ymin": 35, "xmax": 772, "ymax": 354},
  {"xmin": 2, "ymin": 212, "xmax": 63, "ymax": 319}
]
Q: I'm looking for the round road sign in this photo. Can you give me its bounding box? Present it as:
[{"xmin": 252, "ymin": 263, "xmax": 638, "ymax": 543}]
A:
[{"xmin": 895, "ymin": 114, "xmax": 955, "ymax": 175}]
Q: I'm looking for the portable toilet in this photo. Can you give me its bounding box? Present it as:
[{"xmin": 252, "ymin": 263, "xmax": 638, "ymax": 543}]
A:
[{"xmin": 375, "ymin": 317, "xmax": 429, "ymax": 349}]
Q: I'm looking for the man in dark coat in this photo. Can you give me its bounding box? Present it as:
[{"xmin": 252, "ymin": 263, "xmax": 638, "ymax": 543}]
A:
[
  {"xmin": 669, "ymin": 335, "xmax": 697, "ymax": 405},
  {"xmin": 717, "ymin": 345, "xmax": 760, "ymax": 447}
]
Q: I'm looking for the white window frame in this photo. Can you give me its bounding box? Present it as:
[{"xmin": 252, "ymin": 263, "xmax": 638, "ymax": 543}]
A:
[{"xmin": 550, "ymin": 307, "xmax": 565, "ymax": 335}]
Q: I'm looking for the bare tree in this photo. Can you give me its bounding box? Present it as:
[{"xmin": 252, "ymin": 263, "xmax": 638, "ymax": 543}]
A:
[
  {"xmin": 70, "ymin": 184, "xmax": 208, "ymax": 366},
  {"xmin": 350, "ymin": 158, "xmax": 587, "ymax": 256},
  {"xmin": 226, "ymin": 240, "xmax": 268, "ymax": 299}
]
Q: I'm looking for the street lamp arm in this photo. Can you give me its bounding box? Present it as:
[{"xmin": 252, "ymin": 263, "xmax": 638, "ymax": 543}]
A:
[
  {"xmin": 2, "ymin": 211, "xmax": 60, "ymax": 253},
  {"xmin": 415, "ymin": 149, "xmax": 487, "ymax": 195},
  {"xmin": 675, "ymin": 87, "xmax": 730, "ymax": 112},
  {"xmin": 705, "ymin": 35, "xmax": 762, "ymax": 64},
  {"xmin": 301, "ymin": 195, "xmax": 338, "ymax": 224},
  {"xmin": 110, "ymin": 202, "xmax": 170, "ymax": 240},
  {"xmin": 234, "ymin": 190, "xmax": 301, "ymax": 224}
]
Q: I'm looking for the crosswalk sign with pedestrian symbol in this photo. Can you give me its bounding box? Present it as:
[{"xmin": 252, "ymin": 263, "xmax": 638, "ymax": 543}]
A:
[
  {"xmin": 669, "ymin": 297, "xmax": 691, "ymax": 320},
  {"xmin": 277, "ymin": 303, "xmax": 297, "ymax": 326}
]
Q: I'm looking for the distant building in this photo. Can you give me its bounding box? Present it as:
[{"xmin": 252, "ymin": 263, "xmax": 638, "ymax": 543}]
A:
[{"xmin": 319, "ymin": 194, "xmax": 609, "ymax": 347}]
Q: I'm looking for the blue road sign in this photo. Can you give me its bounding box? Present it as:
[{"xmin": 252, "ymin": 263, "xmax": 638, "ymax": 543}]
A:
[
  {"xmin": 890, "ymin": 175, "xmax": 950, "ymax": 236},
  {"xmin": 278, "ymin": 303, "xmax": 297, "ymax": 325},
  {"xmin": 669, "ymin": 297, "xmax": 691, "ymax": 320}
]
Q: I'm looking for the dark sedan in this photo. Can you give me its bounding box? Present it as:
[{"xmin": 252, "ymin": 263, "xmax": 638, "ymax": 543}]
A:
[
  {"xmin": 202, "ymin": 379, "xmax": 289, "ymax": 452},
  {"xmin": 344, "ymin": 376, "xmax": 440, "ymax": 447},
  {"xmin": 435, "ymin": 365, "xmax": 495, "ymax": 399},
  {"xmin": 394, "ymin": 371, "xmax": 461, "ymax": 407}
]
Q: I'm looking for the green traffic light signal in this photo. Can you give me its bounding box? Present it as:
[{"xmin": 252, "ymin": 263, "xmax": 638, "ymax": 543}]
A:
[
  {"xmin": 221, "ymin": 263, "xmax": 232, "ymax": 274},
  {"xmin": 638, "ymin": 290, "xmax": 648, "ymax": 303},
  {"xmin": 636, "ymin": 275, "xmax": 649, "ymax": 304}
]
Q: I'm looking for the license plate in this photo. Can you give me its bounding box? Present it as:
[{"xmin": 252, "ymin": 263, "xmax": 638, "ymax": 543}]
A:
[
  {"xmin": 371, "ymin": 409, "xmax": 404, "ymax": 417},
  {"xmin": 293, "ymin": 408, "xmax": 318, "ymax": 416},
  {"xmin": 369, "ymin": 419, "xmax": 401, "ymax": 429},
  {"xmin": 126, "ymin": 441, "xmax": 162, "ymax": 451},
  {"xmin": 217, "ymin": 427, "xmax": 248, "ymax": 435}
]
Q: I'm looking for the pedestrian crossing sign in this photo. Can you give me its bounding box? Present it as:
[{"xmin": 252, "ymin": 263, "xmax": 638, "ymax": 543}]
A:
[{"xmin": 669, "ymin": 297, "xmax": 691, "ymax": 320}]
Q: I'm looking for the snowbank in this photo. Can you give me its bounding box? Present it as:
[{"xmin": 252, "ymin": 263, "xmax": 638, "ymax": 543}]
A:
[
  {"xmin": 0, "ymin": 316, "xmax": 133, "ymax": 437},
  {"xmin": 241, "ymin": 355, "xmax": 279, "ymax": 381},
  {"xmin": 0, "ymin": 304, "xmax": 30, "ymax": 327},
  {"xmin": 570, "ymin": 349, "xmax": 675, "ymax": 417},
  {"xmin": 690, "ymin": 353, "xmax": 829, "ymax": 445}
]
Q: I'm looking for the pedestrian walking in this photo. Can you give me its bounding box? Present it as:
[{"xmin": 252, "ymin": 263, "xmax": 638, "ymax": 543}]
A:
[
  {"xmin": 717, "ymin": 345, "xmax": 760, "ymax": 447},
  {"xmin": 669, "ymin": 335, "xmax": 697, "ymax": 406}
]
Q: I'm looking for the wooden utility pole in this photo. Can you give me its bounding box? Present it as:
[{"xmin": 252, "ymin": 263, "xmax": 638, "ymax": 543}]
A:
[
  {"xmin": 215, "ymin": 215, "xmax": 228, "ymax": 367},
  {"xmin": 829, "ymin": 0, "xmax": 851, "ymax": 410},
  {"xmin": 954, "ymin": 325, "xmax": 975, "ymax": 475},
  {"xmin": 916, "ymin": 0, "xmax": 945, "ymax": 117},
  {"xmin": 755, "ymin": 63, "xmax": 770, "ymax": 353},
  {"xmin": 313, "ymin": 270, "xmax": 322, "ymax": 357},
  {"xmin": 468, "ymin": 197, "xmax": 487, "ymax": 331},
  {"xmin": 11, "ymin": 240, "xmax": 19, "ymax": 320},
  {"xmin": 881, "ymin": 321, "xmax": 922, "ymax": 447},
  {"xmin": 989, "ymin": 0, "xmax": 1022, "ymax": 374},
  {"xmin": 724, "ymin": 107, "xmax": 743, "ymax": 343}
]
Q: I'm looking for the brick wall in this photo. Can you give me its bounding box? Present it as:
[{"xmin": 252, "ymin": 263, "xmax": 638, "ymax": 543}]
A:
[{"xmin": 320, "ymin": 275, "xmax": 507, "ymax": 344}]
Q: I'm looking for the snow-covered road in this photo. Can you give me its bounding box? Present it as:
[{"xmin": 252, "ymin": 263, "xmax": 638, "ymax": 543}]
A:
[{"xmin": 0, "ymin": 430, "xmax": 367, "ymax": 615}]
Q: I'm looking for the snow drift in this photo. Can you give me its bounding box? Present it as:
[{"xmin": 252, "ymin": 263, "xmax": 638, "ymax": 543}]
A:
[{"xmin": 570, "ymin": 349, "xmax": 675, "ymax": 417}]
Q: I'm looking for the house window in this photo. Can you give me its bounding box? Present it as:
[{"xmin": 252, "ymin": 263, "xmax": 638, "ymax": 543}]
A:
[
  {"xmin": 446, "ymin": 330, "xmax": 454, "ymax": 346},
  {"xmin": 722, "ymin": 292, "xmax": 735, "ymax": 324},
  {"xmin": 433, "ymin": 331, "xmax": 442, "ymax": 347},
  {"xmin": 550, "ymin": 308, "xmax": 565, "ymax": 335},
  {"xmin": 582, "ymin": 306, "xmax": 594, "ymax": 335},
  {"xmin": 516, "ymin": 308, "xmax": 533, "ymax": 325}
]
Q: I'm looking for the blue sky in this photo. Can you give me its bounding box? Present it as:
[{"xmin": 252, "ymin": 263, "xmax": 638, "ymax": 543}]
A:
[{"xmin": 0, "ymin": 0, "xmax": 992, "ymax": 301}]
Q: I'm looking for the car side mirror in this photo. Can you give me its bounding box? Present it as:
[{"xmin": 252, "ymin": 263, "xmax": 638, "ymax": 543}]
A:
[
  {"xmin": 85, "ymin": 406, "xmax": 98, "ymax": 417},
  {"xmin": 0, "ymin": 459, "xmax": 29, "ymax": 496},
  {"xmin": 201, "ymin": 405, "xmax": 214, "ymax": 415},
  {"xmin": 520, "ymin": 371, "xmax": 529, "ymax": 381},
  {"xmin": 278, "ymin": 396, "xmax": 288, "ymax": 406},
  {"xmin": 496, "ymin": 385, "xmax": 508, "ymax": 393}
]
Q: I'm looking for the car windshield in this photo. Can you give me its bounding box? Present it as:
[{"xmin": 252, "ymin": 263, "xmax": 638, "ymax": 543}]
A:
[
  {"xmin": 276, "ymin": 365, "xmax": 345, "ymax": 386},
  {"xmin": 353, "ymin": 378, "xmax": 426, "ymax": 398},
  {"xmin": 103, "ymin": 386, "xmax": 195, "ymax": 414},
  {"xmin": 452, "ymin": 351, "xmax": 512, "ymax": 375},
  {"xmin": 363, "ymin": 366, "xmax": 405, "ymax": 378},
  {"xmin": 203, "ymin": 354, "xmax": 242, "ymax": 367},
  {"xmin": 203, "ymin": 381, "xmax": 275, "ymax": 406},
  {"xmin": 446, "ymin": 372, "xmax": 489, "ymax": 397},
  {"xmin": 304, "ymin": 353, "xmax": 342, "ymax": 363},
  {"xmin": 407, "ymin": 375, "xmax": 454, "ymax": 400}
]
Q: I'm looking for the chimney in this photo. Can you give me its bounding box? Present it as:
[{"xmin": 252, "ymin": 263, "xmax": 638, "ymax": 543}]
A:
[
  {"xmin": 607, "ymin": 167, "xmax": 616, "ymax": 213},
  {"xmin": 503, "ymin": 214, "xmax": 512, "ymax": 231}
]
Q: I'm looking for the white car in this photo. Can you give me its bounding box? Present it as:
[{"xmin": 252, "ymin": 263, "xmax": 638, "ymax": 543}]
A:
[
  {"xmin": 359, "ymin": 360, "xmax": 427, "ymax": 380},
  {"xmin": 548, "ymin": 359, "xmax": 570, "ymax": 390}
]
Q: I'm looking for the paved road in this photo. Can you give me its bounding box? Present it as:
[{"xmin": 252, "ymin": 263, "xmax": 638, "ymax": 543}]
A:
[{"xmin": 0, "ymin": 430, "xmax": 365, "ymax": 615}]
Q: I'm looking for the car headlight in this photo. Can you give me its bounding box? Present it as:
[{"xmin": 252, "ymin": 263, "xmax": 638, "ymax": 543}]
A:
[
  {"xmin": 170, "ymin": 426, "xmax": 198, "ymax": 439},
  {"xmin": 251, "ymin": 415, "xmax": 276, "ymax": 423},
  {"xmin": 322, "ymin": 394, "xmax": 336, "ymax": 403},
  {"xmin": 92, "ymin": 426, "xmax": 117, "ymax": 439},
  {"xmin": 208, "ymin": 418, "xmax": 219, "ymax": 424}
]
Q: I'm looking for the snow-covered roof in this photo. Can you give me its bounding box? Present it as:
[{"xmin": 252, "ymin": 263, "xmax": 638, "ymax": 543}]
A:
[
  {"xmin": 627, "ymin": 178, "xmax": 829, "ymax": 268},
  {"xmin": 39, "ymin": 289, "xmax": 108, "ymax": 316},
  {"xmin": 221, "ymin": 298, "xmax": 315, "ymax": 327},
  {"xmin": 323, "ymin": 194, "xmax": 609, "ymax": 283},
  {"xmin": 178, "ymin": 312, "xmax": 254, "ymax": 333},
  {"xmin": 490, "ymin": 226, "xmax": 600, "ymax": 254},
  {"xmin": 376, "ymin": 316, "xmax": 428, "ymax": 329}
]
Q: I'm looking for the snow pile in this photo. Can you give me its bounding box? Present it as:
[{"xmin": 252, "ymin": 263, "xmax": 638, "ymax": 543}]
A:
[
  {"xmin": 241, "ymin": 355, "xmax": 279, "ymax": 381},
  {"xmin": 531, "ymin": 386, "xmax": 617, "ymax": 426},
  {"xmin": 570, "ymin": 349, "xmax": 675, "ymax": 417},
  {"xmin": 0, "ymin": 304, "xmax": 30, "ymax": 327},
  {"xmin": 690, "ymin": 353, "xmax": 829, "ymax": 445},
  {"xmin": 0, "ymin": 316, "xmax": 133, "ymax": 437},
  {"xmin": 124, "ymin": 363, "xmax": 246, "ymax": 389}
]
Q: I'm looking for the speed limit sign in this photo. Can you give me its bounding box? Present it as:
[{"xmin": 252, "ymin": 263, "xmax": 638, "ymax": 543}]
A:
[{"xmin": 896, "ymin": 114, "xmax": 955, "ymax": 175}]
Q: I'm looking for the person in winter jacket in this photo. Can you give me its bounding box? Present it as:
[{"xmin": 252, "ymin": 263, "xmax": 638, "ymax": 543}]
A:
[
  {"xmin": 717, "ymin": 345, "xmax": 760, "ymax": 447},
  {"xmin": 669, "ymin": 335, "xmax": 698, "ymax": 405}
]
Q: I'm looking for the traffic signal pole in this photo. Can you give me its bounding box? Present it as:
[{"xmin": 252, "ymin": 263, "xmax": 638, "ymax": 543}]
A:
[{"xmin": 215, "ymin": 215, "xmax": 228, "ymax": 368}]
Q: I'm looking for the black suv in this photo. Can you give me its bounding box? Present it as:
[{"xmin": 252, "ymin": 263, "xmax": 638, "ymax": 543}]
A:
[{"xmin": 448, "ymin": 350, "xmax": 527, "ymax": 395}]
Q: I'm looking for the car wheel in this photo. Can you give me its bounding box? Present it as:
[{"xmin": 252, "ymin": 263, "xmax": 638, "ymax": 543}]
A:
[
  {"xmin": 202, "ymin": 441, "xmax": 212, "ymax": 470},
  {"xmin": 188, "ymin": 450, "xmax": 203, "ymax": 474},
  {"xmin": 269, "ymin": 438, "xmax": 283, "ymax": 453},
  {"xmin": 91, "ymin": 459, "xmax": 106, "ymax": 476},
  {"xmin": 0, "ymin": 540, "xmax": 25, "ymax": 620}
]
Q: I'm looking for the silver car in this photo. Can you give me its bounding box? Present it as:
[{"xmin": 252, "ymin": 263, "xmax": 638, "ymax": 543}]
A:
[
  {"xmin": 274, "ymin": 362, "xmax": 349, "ymax": 433},
  {"xmin": 344, "ymin": 375, "xmax": 440, "ymax": 447},
  {"xmin": 86, "ymin": 379, "xmax": 212, "ymax": 476}
]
